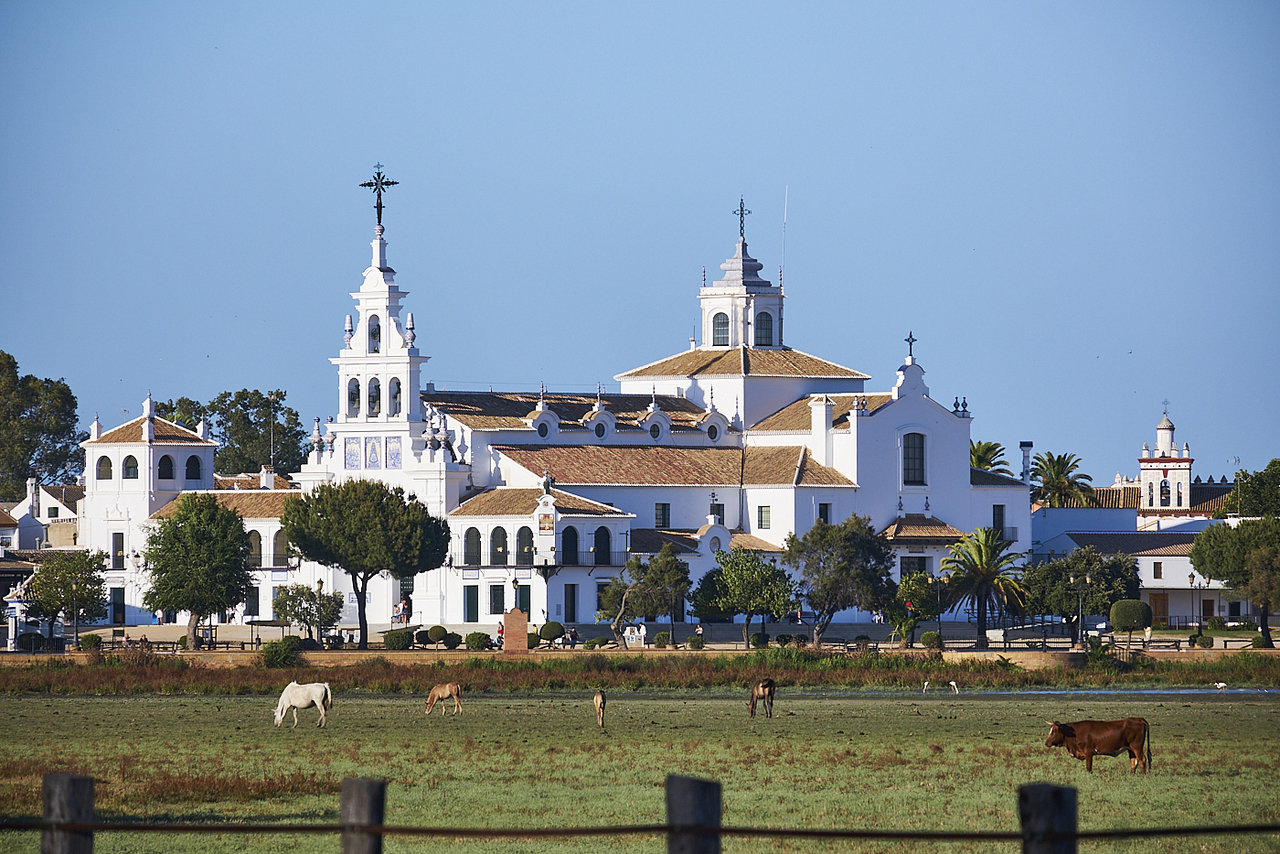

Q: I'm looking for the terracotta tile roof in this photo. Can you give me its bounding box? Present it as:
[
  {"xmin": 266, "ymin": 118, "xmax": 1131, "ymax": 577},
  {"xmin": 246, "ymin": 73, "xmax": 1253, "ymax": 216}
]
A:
[
  {"xmin": 214, "ymin": 472, "xmax": 296, "ymax": 490},
  {"xmin": 1190, "ymin": 482, "xmax": 1235, "ymax": 514},
  {"xmin": 451, "ymin": 488, "xmax": 630, "ymax": 518},
  {"xmin": 3, "ymin": 548, "xmax": 85, "ymax": 563},
  {"xmin": 0, "ymin": 508, "xmax": 17, "ymax": 527},
  {"xmin": 86, "ymin": 416, "xmax": 216, "ymax": 446},
  {"xmin": 728, "ymin": 531, "xmax": 781, "ymax": 552},
  {"xmin": 881, "ymin": 514, "xmax": 966, "ymax": 546},
  {"xmin": 150, "ymin": 491, "xmax": 296, "ymax": 520},
  {"xmin": 41, "ymin": 485, "xmax": 86, "ymax": 512},
  {"xmin": 970, "ymin": 468, "xmax": 1026, "ymax": 487},
  {"xmin": 494, "ymin": 444, "xmax": 853, "ymax": 487},
  {"xmin": 1062, "ymin": 531, "xmax": 1197, "ymax": 557},
  {"xmin": 1079, "ymin": 486, "xmax": 1142, "ymax": 510},
  {"xmin": 753, "ymin": 394, "xmax": 894, "ymax": 431},
  {"xmin": 630, "ymin": 529, "xmax": 699, "ymax": 554},
  {"xmin": 616, "ymin": 346, "xmax": 869, "ymax": 380},
  {"xmin": 421, "ymin": 391, "xmax": 718, "ymax": 432}
]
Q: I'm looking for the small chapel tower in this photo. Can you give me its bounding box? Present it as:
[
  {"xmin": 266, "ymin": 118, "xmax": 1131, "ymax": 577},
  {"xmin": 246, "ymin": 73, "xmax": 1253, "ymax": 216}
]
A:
[
  {"xmin": 698, "ymin": 198, "xmax": 784, "ymax": 350},
  {"xmin": 1138, "ymin": 410, "xmax": 1193, "ymax": 513}
]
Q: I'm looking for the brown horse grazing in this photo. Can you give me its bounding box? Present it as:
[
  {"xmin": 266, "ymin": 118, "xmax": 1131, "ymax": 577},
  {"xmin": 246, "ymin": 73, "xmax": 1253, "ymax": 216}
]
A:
[
  {"xmin": 594, "ymin": 690, "xmax": 606, "ymax": 728},
  {"xmin": 424, "ymin": 682, "xmax": 462, "ymax": 717},
  {"xmin": 747, "ymin": 679, "xmax": 775, "ymax": 718}
]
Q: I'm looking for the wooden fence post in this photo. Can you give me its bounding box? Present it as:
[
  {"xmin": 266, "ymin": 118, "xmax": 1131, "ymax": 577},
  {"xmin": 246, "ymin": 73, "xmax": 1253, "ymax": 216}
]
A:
[
  {"xmin": 1019, "ymin": 783, "xmax": 1076, "ymax": 854},
  {"xmin": 42, "ymin": 773, "xmax": 94, "ymax": 854},
  {"xmin": 666, "ymin": 774, "xmax": 720, "ymax": 854},
  {"xmin": 341, "ymin": 777, "xmax": 386, "ymax": 854}
]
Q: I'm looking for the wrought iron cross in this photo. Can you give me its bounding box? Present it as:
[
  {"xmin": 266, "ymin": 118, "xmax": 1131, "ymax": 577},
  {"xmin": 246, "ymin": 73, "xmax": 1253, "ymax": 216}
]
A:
[
  {"xmin": 905, "ymin": 331, "xmax": 917, "ymax": 357},
  {"xmin": 360, "ymin": 164, "xmax": 399, "ymax": 226},
  {"xmin": 733, "ymin": 196, "xmax": 751, "ymax": 239}
]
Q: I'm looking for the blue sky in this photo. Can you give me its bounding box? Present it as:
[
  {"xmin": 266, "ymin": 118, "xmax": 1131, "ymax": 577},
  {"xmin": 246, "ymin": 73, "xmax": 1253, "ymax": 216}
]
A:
[{"xmin": 3, "ymin": 2, "xmax": 1277, "ymax": 485}]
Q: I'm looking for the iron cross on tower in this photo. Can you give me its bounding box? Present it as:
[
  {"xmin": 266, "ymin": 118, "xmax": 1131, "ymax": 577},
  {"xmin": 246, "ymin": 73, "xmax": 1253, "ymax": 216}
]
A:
[
  {"xmin": 733, "ymin": 196, "xmax": 751, "ymax": 239},
  {"xmin": 905, "ymin": 331, "xmax": 917, "ymax": 357},
  {"xmin": 360, "ymin": 164, "xmax": 399, "ymax": 226}
]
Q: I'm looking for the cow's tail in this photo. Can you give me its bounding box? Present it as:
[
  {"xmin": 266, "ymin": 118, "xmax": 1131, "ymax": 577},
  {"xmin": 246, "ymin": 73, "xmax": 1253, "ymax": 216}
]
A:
[{"xmin": 1144, "ymin": 720, "xmax": 1152, "ymax": 771}]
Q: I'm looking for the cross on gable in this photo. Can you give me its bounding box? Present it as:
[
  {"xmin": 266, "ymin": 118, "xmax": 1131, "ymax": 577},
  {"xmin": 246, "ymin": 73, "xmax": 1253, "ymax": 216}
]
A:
[
  {"xmin": 905, "ymin": 331, "xmax": 918, "ymax": 357},
  {"xmin": 359, "ymin": 164, "xmax": 399, "ymax": 226}
]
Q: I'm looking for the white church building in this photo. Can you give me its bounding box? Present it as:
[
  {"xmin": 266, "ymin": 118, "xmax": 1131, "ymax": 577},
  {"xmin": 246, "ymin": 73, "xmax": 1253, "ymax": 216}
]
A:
[{"xmin": 70, "ymin": 186, "xmax": 1031, "ymax": 633}]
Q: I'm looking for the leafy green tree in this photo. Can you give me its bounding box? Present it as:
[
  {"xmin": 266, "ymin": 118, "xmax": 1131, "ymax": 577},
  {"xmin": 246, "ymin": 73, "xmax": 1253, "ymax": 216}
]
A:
[
  {"xmin": 270, "ymin": 583, "xmax": 344, "ymax": 640},
  {"xmin": 1019, "ymin": 547, "xmax": 1139, "ymax": 644},
  {"xmin": 781, "ymin": 515, "xmax": 897, "ymax": 645},
  {"xmin": 0, "ymin": 351, "xmax": 88, "ymax": 501},
  {"xmin": 942, "ymin": 528, "xmax": 1027, "ymax": 650},
  {"xmin": 1110, "ymin": 599, "xmax": 1152, "ymax": 648},
  {"xmin": 597, "ymin": 557, "xmax": 652, "ymax": 649},
  {"xmin": 1030, "ymin": 451, "xmax": 1095, "ymax": 508},
  {"xmin": 1214, "ymin": 459, "xmax": 1280, "ymax": 518},
  {"xmin": 25, "ymin": 551, "xmax": 109, "ymax": 644},
  {"xmin": 143, "ymin": 494, "xmax": 254, "ymax": 651},
  {"xmin": 154, "ymin": 397, "xmax": 208, "ymax": 431},
  {"xmin": 643, "ymin": 543, "xmax": 692, "ymax": 625},
  {"xmin": 970, "ymin": 440, "xmax": 1013, "ymax": 476},
  {"xmin": 156, "ymin": 389, "xmax": 308, "ymax": 476},
  {"xmin": 280, "ymin": 480, "xmax": 450, "ymax": 648},
  {"xmin": 1190, "ymin": 517, "xmax": 1280, "ymax": 647},
  {"xmin": 884, "ymin": 570, "xmax": 935, "ymax": 648},
  {"xmin": 694, "ymin": 547, "xmax": 797, "ymax": 648}
]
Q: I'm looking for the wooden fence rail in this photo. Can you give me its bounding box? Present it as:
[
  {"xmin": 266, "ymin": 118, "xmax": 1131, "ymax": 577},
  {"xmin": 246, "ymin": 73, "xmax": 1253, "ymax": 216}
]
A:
[{"xmin": 17, "ymin": 772, "xmax": 1280, "ymax": 854}]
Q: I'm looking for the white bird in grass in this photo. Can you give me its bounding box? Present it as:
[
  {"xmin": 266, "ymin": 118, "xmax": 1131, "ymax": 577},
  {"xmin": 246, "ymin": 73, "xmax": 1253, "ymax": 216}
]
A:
[
  {"xmin": 1214, "ymin": 682, "xmax": 1227, "ymax": 693},
  {"xmin": 923, "ymin": 681, "xmax": 930, "ymax": 694},
  {"xmin": 949, "ymin": 680, "xmax": 959, "ymax": 694}
]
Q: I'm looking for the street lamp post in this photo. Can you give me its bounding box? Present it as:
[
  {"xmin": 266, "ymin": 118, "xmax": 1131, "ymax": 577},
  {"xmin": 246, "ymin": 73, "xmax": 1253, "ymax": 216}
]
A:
[
  {"xmin": 1070, "ymin": 573, "xmax": 1091, "ymax": 649},
  {"xmin": 930, "ymin": 574, "xmax": 948, "ymax": 646},
  {"xmin": 1189, "ymin": 572, "xmax": 1207, "ymax": 636},
  {"xmin": 314, "ymin": 579, "xmax": 323, "ymax": 644}
]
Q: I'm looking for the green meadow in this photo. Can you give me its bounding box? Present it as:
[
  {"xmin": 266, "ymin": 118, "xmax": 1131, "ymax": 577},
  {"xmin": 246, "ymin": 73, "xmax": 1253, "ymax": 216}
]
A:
[{"xmin": 2, "ymin": 690, "xmax": 1279, "ymax": 853}]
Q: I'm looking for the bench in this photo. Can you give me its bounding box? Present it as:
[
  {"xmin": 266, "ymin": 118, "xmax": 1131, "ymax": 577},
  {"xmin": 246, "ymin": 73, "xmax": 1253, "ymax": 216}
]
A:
[
  {"xmin": 1220, "ymin": 637, "xmax": 1255, "ymax": 650},
  {"xmin": 1143, "ymin": 639, "xmax": 1182, "ymax": 651}
]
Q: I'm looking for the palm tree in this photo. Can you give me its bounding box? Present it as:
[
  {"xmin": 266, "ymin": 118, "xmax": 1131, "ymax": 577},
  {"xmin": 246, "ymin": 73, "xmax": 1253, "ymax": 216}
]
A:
[
  {"xmin": 970, "ymin": 440, "xmax": 1013, "ymax": 476},
  {"xmin": 942, "ymin": 527, "xmax": 1026, "ymax": 650},
  {"xmin": 1030, "ymin": 451, "xmax": 1095, "ymax": 507}
]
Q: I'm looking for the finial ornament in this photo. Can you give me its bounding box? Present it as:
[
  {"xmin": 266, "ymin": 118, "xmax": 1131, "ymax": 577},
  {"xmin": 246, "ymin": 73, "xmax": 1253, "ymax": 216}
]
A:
[
  {"xmin": 905, "ymin": 331, "xmax": 917, "ymax": 357},
  {"xmin": 359, "ymin": 164, "xmax": 399, "ymax": 226},
  {"xmin": 1161, "ymin": 398, "xmax": 1171, "ymax": 415},
  {"xmin": 733, "ymin": 196, "xmax": 751, "ymax": 239}
]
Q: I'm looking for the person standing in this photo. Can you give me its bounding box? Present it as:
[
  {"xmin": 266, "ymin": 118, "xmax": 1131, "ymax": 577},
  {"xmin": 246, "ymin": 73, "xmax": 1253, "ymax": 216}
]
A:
[{"xmin": 638, "ymin": 622, "xmax": 647, "ymax": 648}]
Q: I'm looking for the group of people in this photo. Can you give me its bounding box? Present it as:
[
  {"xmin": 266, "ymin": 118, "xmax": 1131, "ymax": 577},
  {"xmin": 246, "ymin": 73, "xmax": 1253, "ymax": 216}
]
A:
[{"xmin": 392, "ymin": 598, "xmax": 412, "ymax": 624}]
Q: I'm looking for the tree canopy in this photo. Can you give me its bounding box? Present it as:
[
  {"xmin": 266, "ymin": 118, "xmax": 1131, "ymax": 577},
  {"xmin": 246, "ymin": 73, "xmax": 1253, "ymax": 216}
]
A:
[
  {"xmin": 1214, "ymin": 459, "xmax": 1280, "ymax": 518},
  {"xmin": 691, "ymin": 547, "xmax": 797, "ymax": 647},
  {"xmin": 1019, "ymin": 547, "xmax": 1139, "ymax": 645},
  {"xmin": 970, "ymin": 440, "xmax": 1014, "ymax": 476},
  {"xmin": 781, "ymin": 515, "xmax": 897, "ymax": 645},
  {"xmin": 156, "ymin": 389, "xmax": 308, "ymax": 476},
  {"xmin": 25, "ymin": 550, "xmax": 109, "ymax": 642},
  {"xmin": 942, "ymin": 527, "xmax": 1027, "ymax": 649},
  {"xmin": 597, "ymin": 544, "xmax": 691, "ymax": 648},
  {"xmin": 270, "ymin": 583, "xmax": 345, "ymax": 641},
  {"xmin": 1030, "ymin": 451, "xmax": 1095, "ymax": 508},
  {"xmin": 0, "ymin": 350, "xmax": 88, "ymax": 501},
  {"xmin": 143, "ymin": 494, "xmax": 254, "ymax": 650},
  {"xmin": 280, "ymin": 480, "xmax": 450, "ymax": 648},
  {"xmin": 1190, "ymin": 517, "xmax": 1280, "ymax": 647}
]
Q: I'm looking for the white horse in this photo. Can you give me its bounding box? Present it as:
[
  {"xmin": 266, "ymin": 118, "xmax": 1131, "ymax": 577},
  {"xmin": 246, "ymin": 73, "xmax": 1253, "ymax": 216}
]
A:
[{"xmin": 274, "ymin": 681, "xmax": 333, "ymax": 728}]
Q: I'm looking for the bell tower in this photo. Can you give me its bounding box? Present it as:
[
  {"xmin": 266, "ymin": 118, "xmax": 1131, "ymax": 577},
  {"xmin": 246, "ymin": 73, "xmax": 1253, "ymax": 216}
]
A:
[
  {"xmin": 1138, "ymin": 409, "xmax": 1193, "ymax": 514},
  {"xmin": 698, "ymin": 197, "xmax": 784, "ymax": 350}
]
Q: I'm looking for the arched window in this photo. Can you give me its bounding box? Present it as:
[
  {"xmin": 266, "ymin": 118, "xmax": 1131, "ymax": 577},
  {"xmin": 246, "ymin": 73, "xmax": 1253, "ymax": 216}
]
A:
[
  {"xmin": 490, "ymin": 528, "xmax": 509, "ymax": 566},
  {"xmin": 248, "ymin": 531, "xmax": 262, "ymax": 567},
  {"xmin": 158, "ymin": 455, "xmax": 174, "ymax": 480},
  {"xmin": 389, "ymin": 378, "xmax": 401, "ymax": 416},
  {"xmin": 903, "ymin": 433, "xmax": 926, "ymax": 485},
  {"xmin": 368, "ymin": 315, "xmax": 381, "ymax": 353},
  {"xmin": 463, "ymin": 528, "xmax": 482, "ymax": 565},
  {"xmin": 754, "ymin": 311, "xmax": 773, "ymax": 346},
  {"xmin": 593, "ymin": 526, "xmax": 611, "ymax": 566},
  {"xmin": 1176, "ymin": 482, "xmax": 1184, "ymax": 507},
  {"xmin": 712, "ymin": 312, "xmax": 729, "ymax": 346},
  {"xmin": 1160, "ymin": 479, "xmax": 1171, "ymax": 507},
  {"xmin": 561, "ymin": 526, "xmax": 579, "ymax": 566},
  {"xmin": 710, "ymin": 536, "xmax": 722, "ymax": 552},
  {"xmin": 368, "ymin": 378, "xmax": 381, "ymax": 416},
  {"xmin": 273, "ymin": 530, "xmax": 289, "ymax": 568},
  {"xmin": 185, "ymin": 455, "xmax": 202, "ymax": 481},
  {"xmin": 123, "ymin": 456, "xmax": 139, "ymax": 479},
  {"xmin": 516, "ymin": 526, "xmax": 534, "ymax": 566},
  {"xmin": 347, "ymin": 379, "xmax": 361, "ymax": 417},
  {"xmin": 96, "ymin": 456, "xmax": 112, "ymax": 480}
]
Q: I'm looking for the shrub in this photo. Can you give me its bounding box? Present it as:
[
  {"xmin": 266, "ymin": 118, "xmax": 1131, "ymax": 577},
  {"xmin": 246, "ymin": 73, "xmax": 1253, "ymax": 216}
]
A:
[
  {"xmin": 775, "ymin": 634, "xmax": 793, "ymax": 647},
  {"xmin": 17, "ymin": 633, "xmax": 45, "ymax": 652},
  {"xmin": 1110, "ymin": 599, "xmax": 1152, "ymax": 645},
  {"xmin": 415, "ymin": 630, "xmax": 433, "ymax": 647},
  {"xmin": 261, "ymin": 635, "xmax": 304, "ymax": 668},
  {"xmin": 539, "ymin": 621, "xmax": 565, "ymax": 643},
  {"xmin": 920, "ymin": 631, "xmax": 943, "ymax": 650},
  {"xmin": 750, "ymin": 631, "xmax": 769, "ymax": 649},
  {"xmin": 79, "ymin": 633, "xmax": 102, "ymax": 650},
  {"xmin": 688, "ymin": 635, "xmax": 705, "ymax": 650},
  {"xmin": 793, "ymin": 636, "xmax": 807, "ymax": 648},
  {"xmin": 427, "ymin": 625, "xmax": 448, "ymax": 646},
  {"xmin": 1252, "ymin": 636, "xmax": 1269, "ymax": 649},
  {"xmin": 442, "ymin": 632, "xmax": 463, "ymax": 650},
  {"xmin": 653, "ymin": 631, "xmax": 670, "ymax": 649},
  {"xmin": 175, "ymin": 635, "xmax": 206, "ymax": 650},
  {"xmin": 1196, "ymin": 634, "xmax": 1215, "ymax": 649},
  {"xmin": 1207, "ymin": 616, "xmax": 1226, "ymax": 630},
  {"xmin": 383, "ymin": 630, "xmax": 413, "ymax": 650},
  {"xmin": 465, "ymin": 632, "xmax": 491, "ymax": 651},
  {"xmin": 527, "ymin": 632, "xmax": 540, "ymax": 649},
  {"xmin": 299, "ymin": 637, "xmax": 322, "ymax": 651}
]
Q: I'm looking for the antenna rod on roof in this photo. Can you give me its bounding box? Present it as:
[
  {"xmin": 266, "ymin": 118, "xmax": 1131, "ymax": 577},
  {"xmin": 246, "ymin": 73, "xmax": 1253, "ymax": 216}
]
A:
[{"xmin": 780, "ymin": 185, "xmax": 788, "ymax": 288}]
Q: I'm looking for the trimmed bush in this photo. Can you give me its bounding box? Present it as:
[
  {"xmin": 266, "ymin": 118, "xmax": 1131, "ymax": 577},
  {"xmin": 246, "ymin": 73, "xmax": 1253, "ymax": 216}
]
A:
[
  {"xmin": 750, "ymin": 631, "xmax": 769, "ymax": 649},
  {"xmin": 527, "ymin": 632, "xmax": 540, "ymax": 649},
  {"xmin": 299, "ymin": 638, "xmax": 322, "ymax": 651},
  {"xmin": 920, "ymin": 631, "xmax": 943, "ymax": 650},
  {"xmin": 383, "ymin": 630, "xmax": 413, "ymax": 650},
  {"xmin": 79, "ymin": 633, "xmax": 103, "ymax": 650},
  {"xmin": 465, "ymin": 632, "xmax": 490, "ymax": 651},
  {"xmin": 775, "ymin": 634, "xmax": 793, "ymax": 647},
  {"xmin": 415, "ymin": 630, "xmax": 433, "ymax": 646},
  {"xmin": 427, "ymin": 625, "xmax": 448, "ymax": 645},
  {"xmin": 687, "ymin": 635, "xmax": 705, "ymax": 650},
  {"xmin": 1110, "ymin": 599, "xmax": 1152, "ymax": 645},
  {"xmin": 260, "ymin": 635, "xmax": 305, "ymax": 668},
  {"xmin": 653, "ymin": 631, "xmax": 670, "ymax": 649},
  {"xmin": 539, "ymin": 622, "xmax": 565, "ymax": 643},
  {"xmin": 1252, "ymin": 636, "xmax": 1269, "ymax": 648},
  {"xmin": 442, "ymin": 632, "xmax": 463, "ymax": 650},
  {"xmin": 1196, "ymin": 634, "xmax": 1215, "ymax": 649},
  {"xmin": 793, "ymin": 635, "xmax": 807, "ymax": 648}
]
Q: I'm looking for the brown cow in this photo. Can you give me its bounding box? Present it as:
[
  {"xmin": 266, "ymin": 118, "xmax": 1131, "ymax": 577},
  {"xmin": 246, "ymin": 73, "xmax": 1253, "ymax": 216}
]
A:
[
  {"xmin": 747, "ymin": 679, "xmax": 775, "ymax": 719},
  {"xmin": 1044, "ymin": 718, "xmax": 1151, "ymax": 772}
]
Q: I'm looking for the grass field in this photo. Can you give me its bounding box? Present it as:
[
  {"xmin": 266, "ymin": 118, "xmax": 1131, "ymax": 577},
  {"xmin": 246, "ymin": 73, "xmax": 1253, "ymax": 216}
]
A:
[{"xmin": 3, "ymin": 690, "xmax": 1279, "ymax": 853}]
